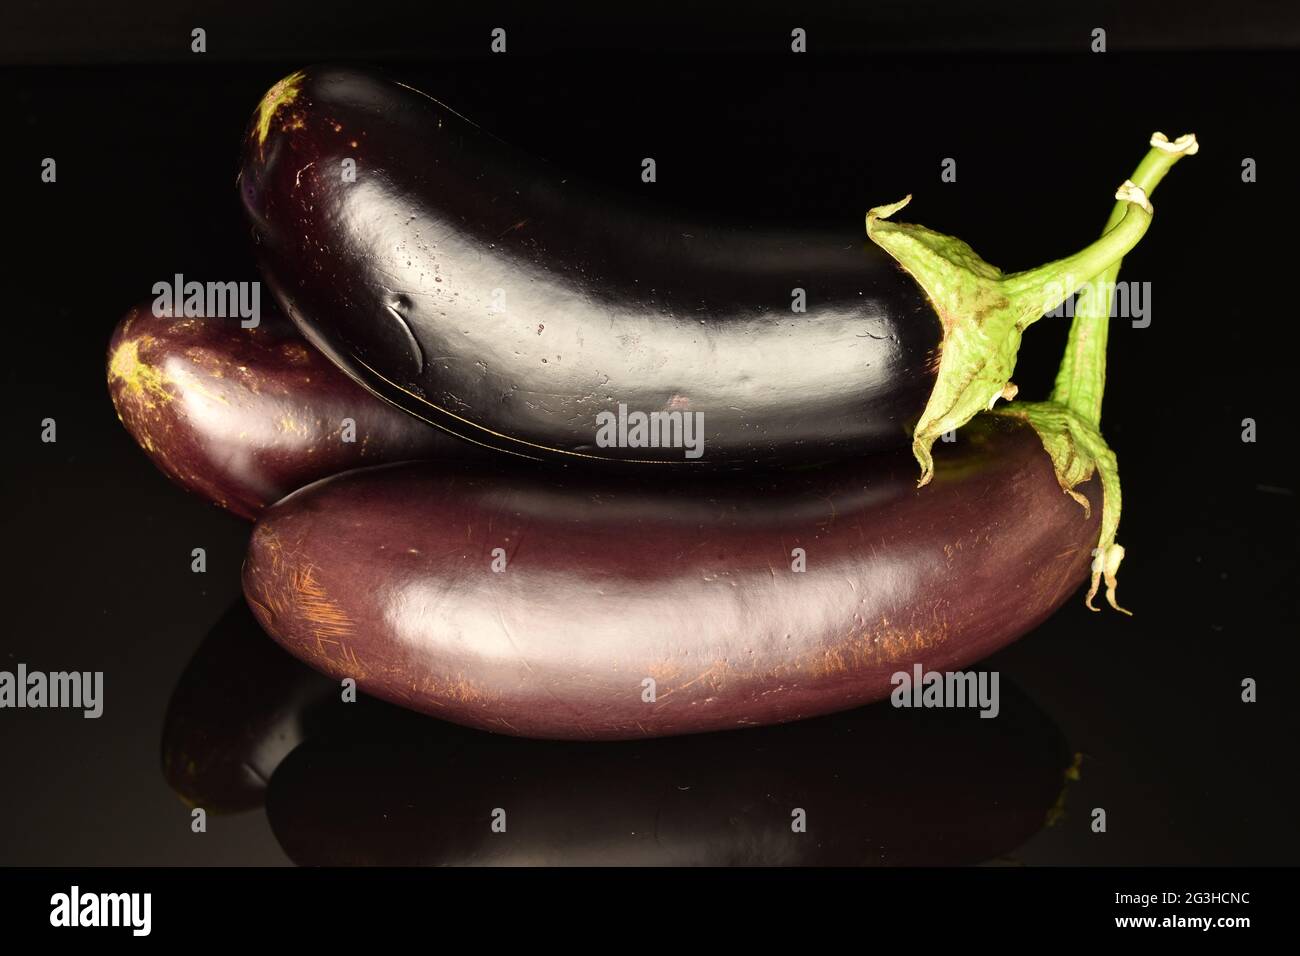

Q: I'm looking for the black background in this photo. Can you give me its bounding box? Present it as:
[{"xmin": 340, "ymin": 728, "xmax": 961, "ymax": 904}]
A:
[{"xmin": 2, "ymin": 3, "xmax": 1298, "ymax": 867}]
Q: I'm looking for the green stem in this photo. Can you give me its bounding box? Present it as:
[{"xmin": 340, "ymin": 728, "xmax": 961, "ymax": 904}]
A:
[
  {"xmin": 994, "ymin": 132, "xmax": 1198, "ymax": 614},
  {"xmin": 997, "ymin": 182, "xmax": 1152, "ymax": 317},
  {"xmin": 1052, "ymin": 133, "xmax": 1199, "ymax": 426},
  {"xmin": 866, "ymin": 185, "xmax": 1152, "ymax": 486}
]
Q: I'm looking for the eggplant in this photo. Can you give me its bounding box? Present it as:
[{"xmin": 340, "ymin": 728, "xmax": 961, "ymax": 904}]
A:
[
  {"xmin": 238, "ymin": 66, "xmax": 1152, "ymax": 469},
  {"xmin": 266, "ymin": 683, "xmax": 1071, "ymax": 866},
  {"xmin": 243, "ymin": 414, "xmax": 1100, "ymax": 740},
  {"xmin": 107, "ymin": 301, "xmax": 477, "ymax": 519},
  {"xmin": 160, "ymin": 601, "xmax": 337, "ymax": 813}
]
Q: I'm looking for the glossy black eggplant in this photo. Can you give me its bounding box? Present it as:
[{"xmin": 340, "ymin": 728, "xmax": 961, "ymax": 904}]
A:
[
  {"xmin": 239, "ymin": 66, "xmax": 945, "ymax": 466},
  {"xmin": 241, "ymin": 68, "xmax": 1156, "ymax": 470}
]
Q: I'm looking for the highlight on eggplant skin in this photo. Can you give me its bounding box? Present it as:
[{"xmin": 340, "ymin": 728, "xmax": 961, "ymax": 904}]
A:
[
  {"xmin": 106, "ymin": 301, "xmax": 478, "ymax": 519},
  {"xmin": 243, "ymin": 415, "xmax": 1102, "ymax": 741},
  {"xmin": 266, "ymin": 685, "xmax": 1072, "ymax": 866},
  {"xmin": 238, "ymin": 65, "xmax": 942, "ymax": 467}
]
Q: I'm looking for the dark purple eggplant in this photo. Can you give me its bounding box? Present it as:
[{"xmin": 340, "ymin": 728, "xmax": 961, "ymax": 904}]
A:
[
  {"xmin": 238, "ymin": 66, "xmax": 1151, "ymax": 468},
  {"xmin": 243, "ymin": 414, "xmax": 1100, "ymax": 740},
  {"xmin": 107, "ymin": 301, "xmax": 478, "ymax": 519},
  {"xmin": 266, "ymin": 683, "xmax": 1071, "ymax": 866},
  {"xmin": 160, "ymin": 601, "xmax": 337, "ymax": 813}
]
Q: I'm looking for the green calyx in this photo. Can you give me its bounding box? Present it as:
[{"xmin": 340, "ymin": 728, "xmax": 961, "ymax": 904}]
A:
[
  {"xmin": 866, "ymin": 186, "xmax": 1153, "ymax": 487},
  {"xmin": 991, "ymin": 399, "xmax": 1129, "ymax": 613}
]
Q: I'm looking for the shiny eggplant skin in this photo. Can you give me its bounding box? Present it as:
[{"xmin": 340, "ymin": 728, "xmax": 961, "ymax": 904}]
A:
[
  {"xmin": 107, "ymin": 301, "xmax": 476, "ymax": 519},
  {"xmin": 238, "ymin": 66, "xmax": 940, "ymax": 466},
  {"xmin": 266, "ymin": 685, "xmax": 1070, "ymax": 866},
  {"xmin": 243, "ymin": 415, "xmax": 1100, "ymax": 740},
  {"xmin": 160, "ymin": 601, "xmax": 337, "ymax": 813}
]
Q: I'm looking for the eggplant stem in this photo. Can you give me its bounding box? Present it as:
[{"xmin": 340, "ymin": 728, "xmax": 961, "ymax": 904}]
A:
[
  {"xmin": 997, "ymin": 185, "xmax": 1151, "ymax": 315},
  {"xmin": 1011, "ymin": 132, "xmax": 1197, "ymax": 614},
  {"xmin": 1051, "ymin": 133, "xmax": 1199, "ymax": 427},
  {"xmin": 867, "ymin": 184, "xmax": 1152, "ymax": 487}
]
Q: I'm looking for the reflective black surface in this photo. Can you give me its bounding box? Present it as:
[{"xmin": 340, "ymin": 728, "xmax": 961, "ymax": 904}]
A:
[
  {"xmin": 266, "ymin": 658, "xmax": 1072, "ymax": 866},
  {"xmin": 3, "ymin": 49, "xmax": 1297, "ymax": 864}
]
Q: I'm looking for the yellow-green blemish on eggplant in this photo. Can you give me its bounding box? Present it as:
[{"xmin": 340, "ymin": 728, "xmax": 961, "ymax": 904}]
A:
[
  {"xmin": 108, "ymin": 336, "xmax": 172, "ymax": 406},
  {"xmin": 255, "ymin": 71, "xmax": 307, "ymax": 154}
]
